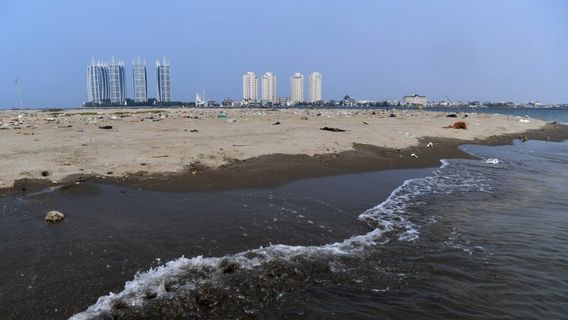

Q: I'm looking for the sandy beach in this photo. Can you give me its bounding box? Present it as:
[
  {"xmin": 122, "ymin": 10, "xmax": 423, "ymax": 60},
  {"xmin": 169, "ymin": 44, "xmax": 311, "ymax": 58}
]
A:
[{"xmin": 0, "ymin": 108, "xmax": 564, "ymax": 192}]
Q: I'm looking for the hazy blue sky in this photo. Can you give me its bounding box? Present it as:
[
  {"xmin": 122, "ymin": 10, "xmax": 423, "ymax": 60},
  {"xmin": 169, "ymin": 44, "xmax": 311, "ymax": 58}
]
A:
[{"xmin": 0, "ymin": 0, "xmax": 567, "ymax": 107}]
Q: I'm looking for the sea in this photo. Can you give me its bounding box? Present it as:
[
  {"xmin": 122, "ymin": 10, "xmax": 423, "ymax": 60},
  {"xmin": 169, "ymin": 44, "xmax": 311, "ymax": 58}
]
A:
[{"xmin": 0, "ymin": 108, "xmax": 567, "ymax": 319}]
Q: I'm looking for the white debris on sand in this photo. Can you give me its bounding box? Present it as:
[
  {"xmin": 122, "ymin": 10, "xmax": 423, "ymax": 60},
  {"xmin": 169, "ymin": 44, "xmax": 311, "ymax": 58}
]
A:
[{"xmin": 45, "ymin": 210, "xmax": 65, "ymax": 222}]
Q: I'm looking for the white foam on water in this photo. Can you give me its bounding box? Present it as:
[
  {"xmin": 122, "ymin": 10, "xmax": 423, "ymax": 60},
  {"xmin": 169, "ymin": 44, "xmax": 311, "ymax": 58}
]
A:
[
  {"xmin": 71, "ymin": 159, "xmax": 491, "ymax": 319},
  {"xmin": 485, "ymin": 158, "xmax": 500, "ymax": 164}
]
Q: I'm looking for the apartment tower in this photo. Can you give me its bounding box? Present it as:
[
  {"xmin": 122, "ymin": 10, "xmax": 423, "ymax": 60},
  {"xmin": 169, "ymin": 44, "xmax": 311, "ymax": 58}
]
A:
[
  {"xmin": 261, "ymin": 72, "xmax": 277, "ymax": 103},
  {"xmin": 108, "ymin": 58, "xmax": 127, "ymax": 104},
  {"xmin": 87, "ymin": 58, "xmax": 109, "ymax": 104},
  {"xmin": 156, "ymin": 57, "xmax": 171, "ymax": 102},
  {"xmin": 309, "ymin": 72, "xmax": 322, "ymax": 103},
  {"xmin": 290, "ymin": 72, "xmax": 304, "ymax": 104},
  {"xmin": 132, "ymin": 56, "xmax": 148, "ymax": 103},
  {"xmin": 243, "ymin": 72, "xmax": 258, "ymax": 102}
]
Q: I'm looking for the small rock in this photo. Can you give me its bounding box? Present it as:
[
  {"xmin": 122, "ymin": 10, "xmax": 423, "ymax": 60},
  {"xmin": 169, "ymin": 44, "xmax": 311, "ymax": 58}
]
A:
[{"xmin": 45, "ymin": 210, "xmax": 65, "ymax": 222}]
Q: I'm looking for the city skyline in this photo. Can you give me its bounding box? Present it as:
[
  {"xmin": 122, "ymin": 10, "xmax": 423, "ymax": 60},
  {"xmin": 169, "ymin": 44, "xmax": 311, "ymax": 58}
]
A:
[{"xmin": 1, "ymin": 0, "xmax": 568, "ymax": 107}]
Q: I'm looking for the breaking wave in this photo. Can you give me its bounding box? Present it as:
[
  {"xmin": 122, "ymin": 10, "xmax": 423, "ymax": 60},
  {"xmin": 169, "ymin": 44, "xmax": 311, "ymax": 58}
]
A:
[{"xmin": 71, "ymin": 159, "xmax": 492, "ymax": 319}]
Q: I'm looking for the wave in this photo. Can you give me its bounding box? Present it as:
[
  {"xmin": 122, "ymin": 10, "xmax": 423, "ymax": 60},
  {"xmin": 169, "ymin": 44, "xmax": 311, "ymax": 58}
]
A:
[{"xmin": 70, "ymin": 159, "xmax": 491, "ymax": 319}]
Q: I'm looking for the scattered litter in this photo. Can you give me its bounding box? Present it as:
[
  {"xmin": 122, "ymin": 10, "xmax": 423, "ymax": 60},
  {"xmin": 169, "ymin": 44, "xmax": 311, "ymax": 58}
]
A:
[
  {"xmin": 45, "ymin": 210, "xmax": 65, "ymax": 222},
  {"xmin": 320, "ymin": 127, "xmax": 346, "ymax": 132},
  {"xmin": 227, "ymin": 118, "xmax": 237, "ymax": 123},
  {"xmin": 98, "ymin": 125, "xmax": 113, "ymax": 130},
  {"xmin": 190, "ymin": 129, "xmax": 199, "ymax": 132},
  {"xmin": 444, "ymin": 121, "xmax": 467, "ymax": 129},
  {"xmin": 521, "ymin": 135, "xmax": 528, "ymax": 142},
  {"xmin": 362, "ymin": 121, "xmax": 368, "ymax": 125},
  {"xmin": 485, "ymin": 158, "xmax": 500, "ymax": 164},
  {"xmin": 389, "ymin": 113, "xmax": 397, "ymax": 118},
  {"xmin": 426, "ymin": 142, "xmax": 434, "ymax": 148},
  {"xmin": 300, "ymin": 116, "xmax": 309, "ymax": 120},
  {"xmin": 519, "ymin": 119, "xmax": 530, "ymax": 123},
  {"xmin": 273, "ymin": 121, "xmax": 281, "ymax": 125},
  {"xmin": 410, "ymin": 153, "xmax": 418, "ymax": 158},
  {"xmin": 446, "ymin": 114, "xmax": 458, "ymax": 118}
]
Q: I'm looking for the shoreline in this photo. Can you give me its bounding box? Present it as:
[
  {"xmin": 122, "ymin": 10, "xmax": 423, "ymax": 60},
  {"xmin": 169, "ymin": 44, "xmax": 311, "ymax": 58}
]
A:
[{"xmin": 5, "ymin": 122, "xmax": 568, "ymax": 195}]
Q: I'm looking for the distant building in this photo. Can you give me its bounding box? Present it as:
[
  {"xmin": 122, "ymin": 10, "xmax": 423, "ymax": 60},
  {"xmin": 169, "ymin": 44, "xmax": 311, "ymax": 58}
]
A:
[
  {"xmin": 87, "ymin": 58, "xmax": 109, "ymax": 104},
  {"xmin": 132, "ymin": 56, "xmax": 147, "ymax": 103},
  {"xmin": 290, "ymin": 72, "xmax": 304, "ymax": 104},
  {"xmin": 308, "ymin": 72, "xmax": 322, "ymax": 103},
  {"xmin": 242, "ymin": 72, "xmax": 258, "ymax": 103},
  {"xmin": 278, "ymin": 97, "xmax": 290, "ymax": 106},
  {"xmin": 402, "ymin": 94, "xmax": 427, "ymax": 107},
  {"xmin": 261, "ymin": 72, "xmax": 277, "ymax": 103},
  {"xmin": 156, "ymin": 57, "xmax": 171, "ymax": 102},
  {"xmin": 108, "ymin": 58, "xmax": 127, "ymax": 104},
  {"xmin": 385, "ymin": 99, "xmax": 399, "ymax": 106}
]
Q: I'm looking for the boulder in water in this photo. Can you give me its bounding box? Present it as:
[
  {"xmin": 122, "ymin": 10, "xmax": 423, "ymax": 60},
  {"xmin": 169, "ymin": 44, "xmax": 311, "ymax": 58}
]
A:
[{"xmin": 45, "ymin": 210, "xmax": 65, "ymax": 222}]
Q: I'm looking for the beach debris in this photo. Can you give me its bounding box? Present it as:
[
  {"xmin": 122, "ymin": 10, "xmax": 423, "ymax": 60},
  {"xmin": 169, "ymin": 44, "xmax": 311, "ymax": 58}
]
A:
[
  {"xmin": 410, "ymin": 153, "xmax": 419, "ymax": 158},
  {"xmin": 217, "ymin": 113, "xmax": 228, "ymax": 120},
  {"xmin": 521, "ymin": 135, "xmax": 528, "ymax": 142},
  {"xmin": 446, "ymin": 114, "xmax": 458, "ymax": 118},
  {"xmin": 426, "ymin": 142, "xmax": 434, "ymax": 148},
  {"xmin": 45, "ymin": 210, "xmax": 65, "ymax": 222},
  {"xmin": 190, "ymin": 129, "xmax": 199, "ymax": 132},
  {"xmin": 0, "ymin": 123, "xmax": 12, "ymax": 129},
  {"xmin": 300, "ymin": 116, "xmax": 309, "ymax": 120},
  {"xmin": 519, "ymin": 119, "xmax": 530, "ymax": 123},
  {"xmin": 485, "ymin": 158, "xmax": 500, "ymax": 164},
  {"xmin": 98, "ymin": 125, "xmax": 113, "ymax": 130},
  {"xmin": 444, "ymin": 121, "xmax": 467, "ymax": 129},
  {"xmin": 389, "ymin": 113, "xmax": 397, "ymax": 118},
  {"xmin": 547, "ymin": 121, "xmax": 557, "ymax": 125},
  {"xmin": 320, "ymin": 127, "xmax": 346, "ymax": 132},
  {"xmin": 41, "ymin": 170, "xmax": 50, "ymax": 177},
  {"xmin": 273, "ymin": 121, "xmax": 281, "ymax": 125},
  {"xmin": 227, "ymin": 118, "xmax": 237, "ymax": 123},
  {"xmin": 362, "ymin": 121, "xmax": 369, "ymax": 125}
]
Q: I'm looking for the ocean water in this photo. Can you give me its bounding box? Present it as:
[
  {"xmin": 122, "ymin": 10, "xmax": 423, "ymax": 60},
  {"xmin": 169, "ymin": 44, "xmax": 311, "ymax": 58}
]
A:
[
  {"xmin": 0, "ymin": 109, "xmax": 567, "ymax": 319},
  {"xmin": 60, "ymin": 138, "xmax": 568, "ymax": 319}
]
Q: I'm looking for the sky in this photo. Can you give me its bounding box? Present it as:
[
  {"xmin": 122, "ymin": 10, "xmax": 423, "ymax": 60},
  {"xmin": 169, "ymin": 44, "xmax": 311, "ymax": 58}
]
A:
[{"xmin": 0, "ymin": 0, "xmax": 567, "ymax": 108}]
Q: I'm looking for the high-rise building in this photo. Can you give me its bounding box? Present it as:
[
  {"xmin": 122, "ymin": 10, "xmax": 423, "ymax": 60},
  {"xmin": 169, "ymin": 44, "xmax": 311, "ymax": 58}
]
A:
[
  {"xmin": 108, "ymin": 58, "xmax": 127, "ymax": 104},
  {"xmin": 261, "ymin": 72, "xmax": 277, "ymax": 103},
  {"xmin": 87, "ymin": 58, "xmax": 109, "ymax": 104},
  {"xmin": 156, "ymin": 57, "xmax": 171, "ymax": 103},
  {"xmin": 290, "ymin": 72, "xmax": 304, "ymax": 104},
  {"xmin": 132, "ymin": 56, "xmax": 147, "ymax": 103},
  {"xmin": 243, "ymin": 72, "xmax": 258, "ymax": 102},
  {"xmin": 309, "ymin": 72, "xmax": 322, "ymax": 103}
]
